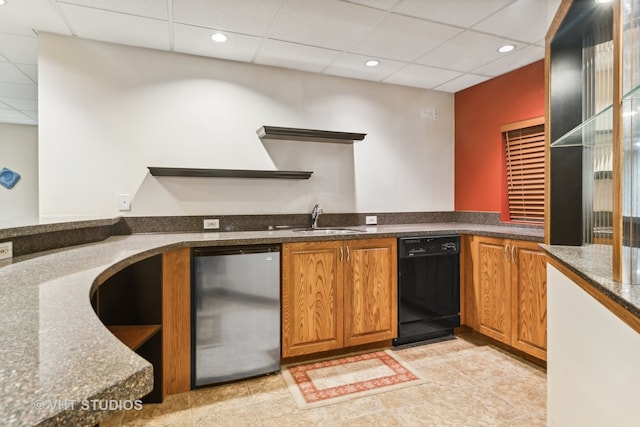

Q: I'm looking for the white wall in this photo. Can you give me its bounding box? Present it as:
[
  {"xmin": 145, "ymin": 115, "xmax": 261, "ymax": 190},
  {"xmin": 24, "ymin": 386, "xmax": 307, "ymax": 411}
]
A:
[
  {"xmin": 38, "ymin": 33, "xmax": 454, "ymax": 220},
  {"xmin": 547, "ymin": 264, "xmax": 640, "ymax": 426},
  {"xmin": 0, "ymin": 123, "xmax": 38, "ymax": 227}
]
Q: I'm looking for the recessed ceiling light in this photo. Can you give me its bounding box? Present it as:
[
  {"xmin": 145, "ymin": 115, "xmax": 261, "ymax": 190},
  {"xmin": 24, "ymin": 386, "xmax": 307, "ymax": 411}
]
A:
[
  {"xmin": 0, "ymin": 0, "xmax": 7, "ymax": 6},
  {"xmin": 498, "ymin": 44, "xmax": 515, "ymax": 53},
  {"xmin": 211, "ymin": 33, "xmax": 228, "ymax": 43},
  {"xmin": 595, "ymin": 0, "xmax": 613, "ymax": 3},
  {"xmin": 365, "ymin": 59, "xmax": 380, "ymax": 67}
]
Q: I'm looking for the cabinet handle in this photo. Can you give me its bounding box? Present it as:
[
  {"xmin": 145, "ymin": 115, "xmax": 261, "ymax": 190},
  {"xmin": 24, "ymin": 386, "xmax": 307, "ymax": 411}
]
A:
[
  {"xmin": 511, "ymin": 245, "xmax": 516, "ymax": 263},
  {"xmin": 346, "ymin": 245, "xmax": 350, "ymax": 262},
  {"xmin": 340, "ymin": 246, "xmax": 344, "ymax": 262},
  {"xmin": 504, "ymin": 244, "xmax": 509, "ymax": 260}
]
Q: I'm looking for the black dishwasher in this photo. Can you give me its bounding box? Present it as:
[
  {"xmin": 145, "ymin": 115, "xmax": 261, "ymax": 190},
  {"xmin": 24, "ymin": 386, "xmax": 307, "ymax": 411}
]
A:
[{"xmin": 393, "ymin": 235, "xmax": 460, "ymax": 346}]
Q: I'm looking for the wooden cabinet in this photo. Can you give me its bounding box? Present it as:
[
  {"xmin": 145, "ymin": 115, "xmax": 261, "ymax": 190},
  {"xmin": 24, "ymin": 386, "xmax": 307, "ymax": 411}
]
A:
[
  {"xmin": 473, "ymin": 236, "xmax": 511, "ymax": 343},
  {"xmin": 343, "ymin": 239, "xmax": 398, "ymax": 347},
  {"xmin": 92, "ymin": 248, "xmax": 191, "ymax": 402},
  {"xmin": 282, "ymin": 238, "xmax": 397, "ymax": 358},
  {"xmin": 510, "ymin": 240, "xmax": 547, "ymax": 359},
  {"xmin": 464, "ymin": 235, "xmax": 547, "ymax": 360},
  {"xmin": 281, "ymin": 240, "xmax": 343, "ymax": 357}
]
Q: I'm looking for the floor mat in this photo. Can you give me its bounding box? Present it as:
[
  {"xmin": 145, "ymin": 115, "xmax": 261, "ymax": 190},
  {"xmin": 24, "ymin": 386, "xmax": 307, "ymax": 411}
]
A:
[{"xmin": 281, "ymin": 350, "xmax": 425, "ymax": 409}]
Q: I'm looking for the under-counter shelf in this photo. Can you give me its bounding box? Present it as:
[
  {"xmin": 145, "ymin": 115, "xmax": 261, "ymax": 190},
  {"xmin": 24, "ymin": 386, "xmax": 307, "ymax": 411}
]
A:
[
  {"xmin": 148, "ymin": 167, "xmax": 313, "ymax": 179},
  {"xmin": 256, "ymin": 126, "xmax": 366, "ymax": 143},
  {"xmin": 107, "ymin": 325, "xmax": 161, "ymax": 351}
]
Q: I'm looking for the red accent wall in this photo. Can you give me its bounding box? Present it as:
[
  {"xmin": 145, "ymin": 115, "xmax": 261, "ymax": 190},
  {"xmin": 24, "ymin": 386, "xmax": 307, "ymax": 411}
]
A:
[{"xmin": 455, "ymin": 60, "xmax": 545, "ymax": 222}]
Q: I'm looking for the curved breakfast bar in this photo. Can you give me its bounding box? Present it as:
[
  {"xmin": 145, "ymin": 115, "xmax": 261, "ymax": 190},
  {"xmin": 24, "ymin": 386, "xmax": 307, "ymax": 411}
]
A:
[{"xmin": 0, "ymin": 219, "xmax": 561, "ymax": 426}]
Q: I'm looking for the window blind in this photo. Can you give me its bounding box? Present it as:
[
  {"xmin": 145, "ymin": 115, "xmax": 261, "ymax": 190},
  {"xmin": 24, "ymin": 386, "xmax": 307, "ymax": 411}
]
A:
[{"xmin": 502, "ymin": 118, "xmax": 545, "ymax": 224}]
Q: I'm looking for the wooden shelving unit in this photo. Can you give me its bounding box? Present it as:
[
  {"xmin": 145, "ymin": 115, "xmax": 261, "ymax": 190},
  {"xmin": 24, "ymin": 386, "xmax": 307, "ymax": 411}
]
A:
[
  {"xmin": 107, "ymin": 325, "xmax": 162, "ymax": 351},
  {"xmin": 92, "ymin": 255, "xmax": 163, "ymax": 403}
]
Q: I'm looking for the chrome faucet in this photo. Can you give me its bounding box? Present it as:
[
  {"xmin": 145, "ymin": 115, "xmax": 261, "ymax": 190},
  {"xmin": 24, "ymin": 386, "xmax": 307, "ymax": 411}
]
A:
[{"xmin": 311, "ymin": 204, "xmax": 323, "ymax": 229}]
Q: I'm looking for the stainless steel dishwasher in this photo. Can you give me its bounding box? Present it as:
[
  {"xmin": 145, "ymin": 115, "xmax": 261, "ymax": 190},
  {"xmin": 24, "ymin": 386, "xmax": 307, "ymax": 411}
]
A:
[{"xmin": 192, "ymin": 245, "xmax": 280, "ymax": 387}]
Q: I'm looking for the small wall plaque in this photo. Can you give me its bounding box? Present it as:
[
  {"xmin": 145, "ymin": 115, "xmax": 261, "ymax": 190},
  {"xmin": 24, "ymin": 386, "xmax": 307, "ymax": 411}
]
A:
[{"xmin": 0, "ymin": 167, "xmax": 20, "ymax": 189}]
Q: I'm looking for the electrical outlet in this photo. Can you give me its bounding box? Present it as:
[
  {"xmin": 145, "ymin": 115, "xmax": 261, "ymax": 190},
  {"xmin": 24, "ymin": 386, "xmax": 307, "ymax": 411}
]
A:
[
  {"xmin": 365, "ymin": 215, "xmax": 378, "ymax": 225},
  {"xmin": 118, "ymin": 194, "xmax": 131, "ymax": 211},
  {"xmin": 203, "ymin": 219, "xmax": 220, "ymax": 230},
  {"xmin": 0, "ymin": 241, "xmax": 13, "ymax": 260}
]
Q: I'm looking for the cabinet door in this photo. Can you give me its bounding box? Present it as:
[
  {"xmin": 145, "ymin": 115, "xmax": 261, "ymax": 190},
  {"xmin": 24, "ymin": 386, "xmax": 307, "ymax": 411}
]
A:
[
  {"xmin": 473, "ymin": 236, "xmax": 511, "ymax": 343},
  {"xmin": 510, "ymin": 240, "xmax": 547, "ymax": 360},
  {"xmin": 281, "ymin": 241, "xmax": 343, "ymax": 357},
  {"xmin": 343, "ymin": 238, "xmax": 397, "ymax": 347}
]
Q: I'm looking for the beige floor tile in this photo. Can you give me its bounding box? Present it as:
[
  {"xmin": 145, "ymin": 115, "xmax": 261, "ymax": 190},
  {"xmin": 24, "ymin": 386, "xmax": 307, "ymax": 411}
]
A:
[
  {"xmin": 121, "ymin": 392, "xmax": 190, "ymax": 426},
  {"xmin": 192, "ymin": 405, "xmax": 262, "ymax": 427},
  {"xmin": 190, "ymin": 381, "xmax": 252, "ymax": 410},
  {"xmin": 259, "ymin": 405, "xmax": 332, "ymax": 427},
  {"xmin": 332, "ymin": 410, "xmax": 408, "ymax": 426},
  {"xmin": 316, "ymin": 394, "xmax": 386, "ymax": 424},
  {"xmin": 245, "ymin": 372, "xmax": 292, "ymax": 402},
  {"xmin": 99, "ymin": 410, "xmax": 123, "ymax": 427},
  {"xmin": 111, "ymin": 335, "xmax": 546, "ymax": 427},
  {"xmin": 252, "ymin": 394, "xmax": 302, "ymax": 420},
  {"xmin": 395, "ymin": 396, "xmax": 473, "ymax": 427}
]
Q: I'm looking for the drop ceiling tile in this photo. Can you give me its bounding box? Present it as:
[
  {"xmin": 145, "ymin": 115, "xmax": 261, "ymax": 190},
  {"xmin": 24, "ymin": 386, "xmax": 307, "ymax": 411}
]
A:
[
  {"xmin": 16, "ymin": 64, "xmax": 38, "ymax": 82},
  {"xmin": 0, "ymin": 108, "xmax": 32, "ymax": 121},
  {"xmin": 173, "ymin": 0, "xmax": 281, "ymax": 37},
  {"xmin": 23, "ymin": 110, "xmax": 38, "ymax": 120},
  {"xmin": 0, "ymin": 83, "xmax": 38, "ymax": 99},
  {"xmin": 473, "ymin": 45, "xmax": 544, "ymax": 76},
  {"xmin": 433, "ymin": 73, "xmax": 492, "ymax": 93},
  {"xmin": 267, "ymin": 0, "xmax": 385, "ymax": 51},
  {"xmin": 323, "ymin": 52, "xmax": 406, "ymax": 81},
  {"xmin": 0, "ymin": 34, "xmax": 38, "ymax": 65},
  {"xmin": 0, "ymin": 63, "xmax": 35, "ymax": 85},
  {"xmin": 342, "ymin": 0, "xmax": 400, "ymax": 10},
  {"xmin": 416, "ymin": 31, "xmax": 523, "ymax": 73},
  {"xmin": 351, "ymin": 13, "xmax": 462, "ymax": 62},
  {"xmin": 473, "ymin": 0, "xmax": 550, "ymax": 43},
  {"xmin": 1, "ymin": 97, "xmax": 38, "ymax": 111},
  {"xmin": 0, "ymin": 0, "xmax": 71, "ymax": 37},
  {"xmin": 173, "ymin": 23, "xmax": 262, "ymax": 62},
  {"xmin": 383, "ymin": 63, "xmax": 462, "ymax": 89},
  {"xmin": 57, "ymin": 0, "xmax": 169, "ymax": 19},
  {"xmin": 254, "ymin": 39, "xmax": 341, "ymax": 73},
  {"xmin": 393, "ymin": 0, "xmax": 512, "ymax": 27},
  {"xmin": 58, "ymin": 3, "xmax": 170, "ymax": 50}
]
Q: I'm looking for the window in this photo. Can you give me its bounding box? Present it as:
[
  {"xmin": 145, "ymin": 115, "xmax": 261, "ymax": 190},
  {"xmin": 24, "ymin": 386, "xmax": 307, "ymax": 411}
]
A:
[{"xmin": 502, "ymin": 117, "xmax": 545, "ymax": 224}]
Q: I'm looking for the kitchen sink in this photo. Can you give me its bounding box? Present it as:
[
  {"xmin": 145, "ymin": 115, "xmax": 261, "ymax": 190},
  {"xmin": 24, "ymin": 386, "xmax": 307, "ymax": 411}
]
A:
[{"xmin": 292, "ymin": 228, "xmax": 362, "ymax": 235}]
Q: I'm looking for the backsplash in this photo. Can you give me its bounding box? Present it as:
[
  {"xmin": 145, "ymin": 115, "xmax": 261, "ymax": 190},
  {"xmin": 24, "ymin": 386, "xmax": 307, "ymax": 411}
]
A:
[{"xmin": 0, "ymin": 211, "xmax": 512, "ymax": 258}]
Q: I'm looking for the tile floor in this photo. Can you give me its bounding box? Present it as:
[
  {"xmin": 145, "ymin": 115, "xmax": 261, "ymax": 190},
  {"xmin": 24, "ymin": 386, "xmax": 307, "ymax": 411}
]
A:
[{"xmin": 101, "ymin": 333, "xmax": 546, "ymax": 427}]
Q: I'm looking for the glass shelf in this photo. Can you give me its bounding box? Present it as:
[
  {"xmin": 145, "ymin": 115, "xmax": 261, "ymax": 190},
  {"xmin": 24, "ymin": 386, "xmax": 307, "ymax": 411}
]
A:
[
  {"xmin": 550, "ymin": 104, "xmax": 613, "ymax": 148},
  {"xmin": 622, "ymin": 82, "xmax": 640, "ymax": 102}
]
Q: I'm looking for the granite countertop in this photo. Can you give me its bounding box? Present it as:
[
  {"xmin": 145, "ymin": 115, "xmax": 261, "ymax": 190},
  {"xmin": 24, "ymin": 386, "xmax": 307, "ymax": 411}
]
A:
[
  {"xmin": 541, "ymin": 244, "xmax": 640, "ymax": 320},
  {"xmin": 0, "ymin": 223, "xmax": 542, "ymax": 426}
]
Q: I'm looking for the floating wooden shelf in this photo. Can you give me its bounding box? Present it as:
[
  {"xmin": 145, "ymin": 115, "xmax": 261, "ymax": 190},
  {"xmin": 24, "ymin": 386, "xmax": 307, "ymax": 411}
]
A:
[
  {"xmin": 107, "ymin": 325, "xmax": 162, "ymax": 351},
  {"xmin": 257, "ymin": 126, "xmax": 366, "ymax": 144},
  {"xmin": 148, "ymin": 167, "xmax": 313, "ymax": 180}
]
